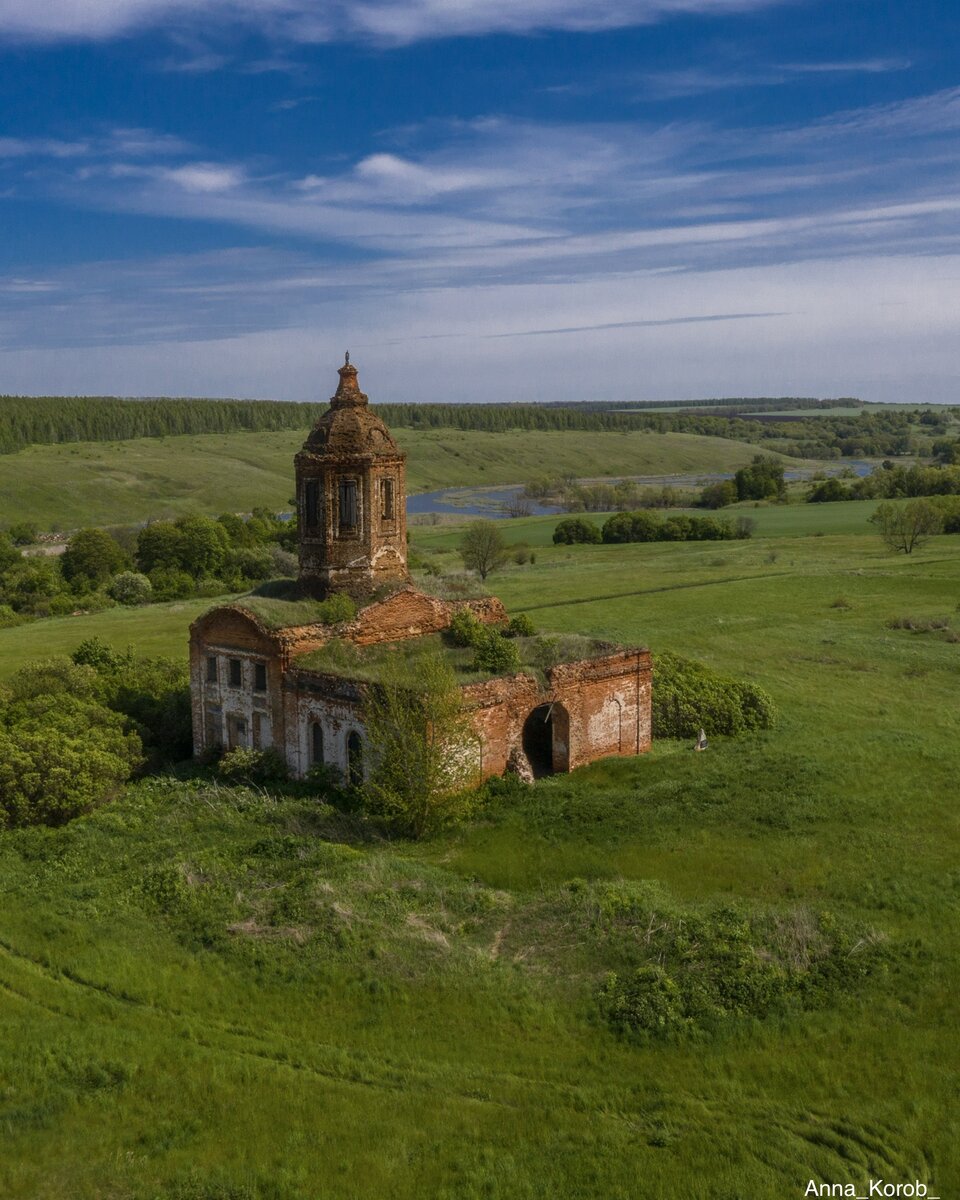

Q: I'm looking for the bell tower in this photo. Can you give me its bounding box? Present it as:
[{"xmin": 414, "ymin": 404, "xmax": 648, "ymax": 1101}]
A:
[{"xmin": 295, "ymin": 354, "xmax": 408, "ymax": 596}]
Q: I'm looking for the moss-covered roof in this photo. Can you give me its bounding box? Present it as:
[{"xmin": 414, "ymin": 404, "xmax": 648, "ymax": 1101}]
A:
[
  {"xmin": 206, "ymin": 582, "xmax": 358, "ymax": 631},
  {"xmin": 295, "ymin": 631, "xmax": 618, "ymax": 686}
]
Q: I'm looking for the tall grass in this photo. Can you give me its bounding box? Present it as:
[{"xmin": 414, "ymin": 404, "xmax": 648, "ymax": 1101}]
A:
[{"xmin": 1, "ymin": 526, "xmax": 959, "ymax": 1196}]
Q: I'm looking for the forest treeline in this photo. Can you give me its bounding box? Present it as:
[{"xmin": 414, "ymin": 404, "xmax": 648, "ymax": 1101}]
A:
[{"xmin": 0, "ymin": 393, "xmax": 952, "ymax": 458}]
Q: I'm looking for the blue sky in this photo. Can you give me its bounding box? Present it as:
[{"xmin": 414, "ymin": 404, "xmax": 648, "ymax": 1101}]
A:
[{"xmin": 0, "ymin": 0, "xmax": 958, "ymax": 403}]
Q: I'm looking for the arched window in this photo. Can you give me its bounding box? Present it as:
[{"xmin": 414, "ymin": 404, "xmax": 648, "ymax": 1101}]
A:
[
  {"xmin": 310, "ymin": 721, "xmax": 324, "ymax": 766},
  {"xmin": 380, "ymin": 477, "xmax": 395, "ymax": 521},
  {"xmin": 304, "ymin": 479, "xmax": 319, "ymax": 528},
  {"xmin": 338, "ymin": 478, "xmax": 358, "ymax": 534},
  {"xmin": 347, "ymin": 731, "xmax": 363, "ymax": 786}
]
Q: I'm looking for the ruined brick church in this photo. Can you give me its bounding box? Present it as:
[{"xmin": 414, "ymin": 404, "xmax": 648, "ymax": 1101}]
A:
[{"xmin": 189, "ymin": 356, "xmax": 652, "ymax": 784}]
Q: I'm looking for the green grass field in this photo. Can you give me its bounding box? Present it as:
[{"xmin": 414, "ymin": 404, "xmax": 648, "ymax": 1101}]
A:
[
  {"xmin": 413, "ymin": 497, "xmax": 901, "ymax": 550},
  {"xmin": 1, "ymin": 512, "xmax": 959, "ymax": 1197},
  {"xmin": 0, "ymin": 427, "xmax": 789, "ymax": 530}
]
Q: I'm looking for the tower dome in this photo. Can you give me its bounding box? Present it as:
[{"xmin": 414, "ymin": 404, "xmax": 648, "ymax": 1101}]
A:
[{"xmin": 295, "ymin": 355, "xmax": 408, "ymax": 595}]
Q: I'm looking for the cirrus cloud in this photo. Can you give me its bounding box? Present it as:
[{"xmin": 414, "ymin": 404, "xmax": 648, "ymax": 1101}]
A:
[{"xmin": 0, "ymin": 0, "xmax": 790, "ymax": 44}]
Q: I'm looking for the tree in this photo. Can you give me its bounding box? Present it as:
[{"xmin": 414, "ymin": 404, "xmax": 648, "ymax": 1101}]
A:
[
  {"xmin": 60, "ymin": 528, "xmax": 128, "ymax": 590},
  {"xmin": 870, "ymin": 499, "xmax": 943, "ymax": 554},
  {"xmin": 734, "ymin": 456, "xmax": 786, "ymax": 502},
  {"xmin": 459, "ymin": 520, "xmax": 509, "ymax": 580},
  {"xmin": 360, "ymin": 652, "xmax": 476, "ymax": 839},
  {"xmin": 553, "ymin": 517, "xmax": 601, "ymax": 544},
  {"xmin": 173, "ymin": 515, "xmax": 230, "ymax": 579},
  {"xmin": 136, "ymin": 521, "xmax": 182, "ymax": 574}
]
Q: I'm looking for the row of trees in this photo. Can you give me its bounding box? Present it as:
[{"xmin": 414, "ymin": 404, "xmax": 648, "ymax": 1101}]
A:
[
  {"xmin": 551, "ymin": 512, "xmax": 753, "ymax": 544},
  {"xmin": 0, "ymin": 509, "xmax": 296, "ymax": 623},
  {"xmin": 808, "ymin": 462, "xmax": 960, "ymax": 503},
  {"xmin": 2, "ymin": 393, "xmax": 947, "ymax": 458}
]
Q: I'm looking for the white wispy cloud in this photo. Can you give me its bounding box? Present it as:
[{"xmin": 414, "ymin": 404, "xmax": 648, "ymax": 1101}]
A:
[
  {"xmin": 0, "ymin": 0, "xmax": 789, "ymax": 44},
  {"xmin": 779, "ymin": 58, "xmax": 912, "ymax": 74},
  {"xmin": 3, "ymin": 82, "xmax": 960, "ymax": 401},
  {"xmin": 1, "ymin": 250, "xmax": 958, "ymax": 403}
]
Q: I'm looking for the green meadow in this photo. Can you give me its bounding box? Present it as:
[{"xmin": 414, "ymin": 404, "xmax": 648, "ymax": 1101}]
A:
[
  {"xmin": 1, "ymin": 504, "xmax": 959, "ymax": 1197},
  {"xmin": 0, "ymin": 426, "xmax": 773, "ymax": 530}
]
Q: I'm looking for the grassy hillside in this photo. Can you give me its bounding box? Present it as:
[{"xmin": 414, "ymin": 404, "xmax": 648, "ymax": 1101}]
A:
[
  {"xmin": 1, "ymin": 521, "xmax": 959, "ymax": 1196},
  {"xmin": 0, "ymin": 427, "xmax": 785, "ymax": 529}
]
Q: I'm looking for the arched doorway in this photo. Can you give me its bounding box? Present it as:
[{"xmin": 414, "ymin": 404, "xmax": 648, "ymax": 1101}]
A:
[
  {"xmin": 346, "ymin": 731, "xmax": 363, "ymax": 787},
  {"xmin": 522, "ymin": 703, "xmax": 570, "ymax": 778}
]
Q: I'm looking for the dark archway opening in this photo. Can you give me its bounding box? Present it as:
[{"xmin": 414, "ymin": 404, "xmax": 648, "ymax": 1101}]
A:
[
  {"xmin": 522, "ymin": 705, "xmax": 556, "ymax": 778},
  {"xmin": 347, "ymin": 731, "xmax": 363, "ymax": 787}
]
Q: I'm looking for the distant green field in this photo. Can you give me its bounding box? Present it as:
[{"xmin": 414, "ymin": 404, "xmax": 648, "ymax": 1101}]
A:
[
  {"xmin": 412, "ymin": 497, "xmax": 900, "ymax": 549},
  {"xmin": 0, "ymin": 596, "xmax": 224, "ymax": 678},
  {"xmin": 0, "ymin": 427, "xmax": 789, "ymax": 530},
  {"xmin": 1, "ymin": 523, "xmax": 959, "ymax": 1197}
]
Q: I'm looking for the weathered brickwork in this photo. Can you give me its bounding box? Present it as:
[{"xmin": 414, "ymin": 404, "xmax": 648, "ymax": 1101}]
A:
[
  {"xmin": 295, "ymin": 356, "xmax": 409, "ymax": 596},
  {"xmin": 189, "ymin": 355, "xmax": 653, "ymax": 784}
]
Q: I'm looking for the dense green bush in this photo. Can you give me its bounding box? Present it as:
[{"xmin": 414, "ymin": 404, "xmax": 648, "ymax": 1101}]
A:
[
  {"xmin": 552, "ymin": 517, "xmax": 602, "ymax": 544},
  {"xmin": 70, "ymin": 638, "xmax": 192, "ymax": 766},
  {"xmin": 653, "ymin": 651, "xmax": 777, "ymax": 739},
  {"xmin": 505, "ymin": 612, "xmax": 536, "ymax": 638},
  {"xmin": 109, "ymin": 570, "xmax": 153, "ymax": 606},
  {"xmin": 315, "ymin": 592, "xmax": 357, "ymax": 624},
  {"xmin": 0, "ymin": 664, "xmax": 142, "ymax": 827},
  {"xmin": 808, "ymin": 477, "xmax": 850, "ymax": 502},
  {"xmin": 217, "ymin": 747, "xmax": 289, "ymax": 784},
  {"xmin": 470, "ymin": 628, "xmax": 521, "ymax": 674},
  {"xmin": 61, "ymin": 528, "xmax": 129, "ymax": 590},
  {"xmin": 7, "ymin": 521, "xmax": 38, "ymax": 546},
  {"xmin": 0, "ymin": 531, "xmax": 20, "ymax": 570},
  {"xmin": 148, "ymin": 566, "xmax": 196, "ymax": 601},
  {"xmin": 601, "ymin": 511, "xmax": 749, "ymax": 544},
  {"xmin": 449, "ymin": 607, "xmax": 485, "ymax": 647},
  {"xmin": 588, "ymin": 882, "xmax": 890, "ymax": 1039},
  {"xmin": 699, "ymin": 480, "xmax": 737, "ymax": 509}
]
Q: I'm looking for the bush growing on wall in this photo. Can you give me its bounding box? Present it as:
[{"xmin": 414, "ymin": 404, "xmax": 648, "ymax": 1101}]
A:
[
  {"xmin": 653, "ymin": 651, "xmax": 777, "ymax": 739},
  {"xmin": 472, "ymin": 629, "xmax": 521, "ymax": 674}
]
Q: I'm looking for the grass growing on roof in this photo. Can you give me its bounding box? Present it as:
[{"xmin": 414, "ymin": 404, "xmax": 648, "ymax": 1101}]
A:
[{"xmin": 295, "ymin": 630, "xmax": 617, "ymax": 684}]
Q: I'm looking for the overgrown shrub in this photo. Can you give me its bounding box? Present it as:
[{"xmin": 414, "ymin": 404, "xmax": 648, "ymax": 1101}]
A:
[
  {"xmin": 109, "ymin": 571, "xmax": 153, "ymax": 606},
  {"xmin": 472, "ymin": 629, "xmax": 522, "ymax": 674},
  {"xmin": 587, "ymin": 882, "xmax": 890, "ymax": 1040},
  {"xmin": 449, "ymin": 607, "xmax": 484, "ymax": 647},
  {"xmin": 505, "ymin": 612, "xmax": 536, "ymax": 638},
  {"xmin": 217, "ymin": 747, "xmax": 289, "ymax": 784},
  {"xmin": 71, "ymin": 638, "xmax": 193, "ymax": 766},
  {"xmin": 653, "ymin": 651, "xmax": 777, "ymax": 739},
  {"xmin": 148, "ymin": 566, "xmax": 195, "ymax": 601},
  {"xmin": 316, "ymin": 592, "xmax": 357, "ymax": 624},
  {"xmin": 0, "ymin": 678, "xmax": 142, "ymax": 827}
]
